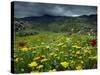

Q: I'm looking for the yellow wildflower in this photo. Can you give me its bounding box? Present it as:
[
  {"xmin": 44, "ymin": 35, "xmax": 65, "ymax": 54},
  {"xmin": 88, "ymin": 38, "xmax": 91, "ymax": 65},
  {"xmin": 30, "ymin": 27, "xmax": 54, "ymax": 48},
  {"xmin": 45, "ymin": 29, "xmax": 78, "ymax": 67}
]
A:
[
  {"xmin": 41, "ymin": 55, "xmax": 46, "ymax": 58},
  {"xmin": 50, "ymin": 52, "xmax": 54, "ymax": 56},
  {"xmin": 28, "ymin": 61, "xmax": 38, "ymax": 67},
  {"xmin": 72, "ymin": 45, "xmax": 81, "ymax": 49},
  {"xmin": 28, "ymin": 48, "xmax": 32, "ymax": 50},
  {"xmin": 37, "ymin": 65, "xmax": 44, "ymax": 69},
  {"xmin": 55, "ymin": 48, "xmax": 59, "ymax": 51},
  {"xmin": 15, "ymin": 58, "xmax": 19, "ymax": 62},
  {"xmin": 41, "ymin": 42, "xmax": 45, "ymax": 45},
  {"xmin": 34, "ymin": 57, "xmax": 40, "ymax": 60},
  {"xmin": 89, "ymin": 56, "xmax": 97, "ymax": 60},
  {"xmin": 72, "ymin": 51, "xmax": 75, "ymax": 54},
  {"xmin": 81, "ymin": 61, "xmax": 84, "ymax": 64},
  {"xmin": 50, "ymin": 52, "xmax": 57, "ymax": 57},
  {"xmin": 60, "ymin": 61, "xmax": 69, "ymax": 68},
  {"xmin": 31, "ymin": 71, "xmax": 38, "ymax": 73},
  {"xmin": 60, "ymin": 51, "xmax": 64, "ymax": 54},
  {"xmin": 49, "ymin": 69, "xmax": 56, "ymax": 72},
  {"xmin": 71, "ymin": 60, "xmax": 74, "ymax": 64},
  {"xmin": 32, "ymin": 50, "xmax": 37, "ymax": 54},
  {"xmin": 57, "ymin": 43, "xmax": 64, "ymax": 46},
  {"xmin": 21, "ymin": 47, "xmax": 28, "ymax": 52},
  {"xmin": 54, "ymin": 54, "xmax": 57, "ymax": 57},
  {"xmin": 62, "ymin": 45, "xmax": 66, "ymax": 47},
  {"xmin": 84, "ymin": 49, "xmax": 91, "ymax": 54},
  {"xmin": 41, "ymin": 58, "xmax": 48, "ymax": 62},
  {"xmin": 76, "ymin": 51, "xmax": 80, "ymax": 55},
  {"xmin": 46, "ymin": 46, "xmax": 50, "ymax": 49},
  {"xmin": 79, "ymin": 56, "xmax": 82, "ymax": 59},
  {"xmin": 84, "ymin": 49, "xmax": 88, "ymax": 53},
  {"xmin": 76, "ymin": 64, "xmax": 82, "ymax": 70}
]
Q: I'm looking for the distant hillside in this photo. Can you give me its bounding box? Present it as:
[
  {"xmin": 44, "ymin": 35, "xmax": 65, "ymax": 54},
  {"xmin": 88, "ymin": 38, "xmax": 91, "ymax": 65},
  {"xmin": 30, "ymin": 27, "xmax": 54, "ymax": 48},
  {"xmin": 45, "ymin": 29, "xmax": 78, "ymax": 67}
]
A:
[{"xmin": 14, "ymin": 14, "xmax": 97, "ymax": 33}]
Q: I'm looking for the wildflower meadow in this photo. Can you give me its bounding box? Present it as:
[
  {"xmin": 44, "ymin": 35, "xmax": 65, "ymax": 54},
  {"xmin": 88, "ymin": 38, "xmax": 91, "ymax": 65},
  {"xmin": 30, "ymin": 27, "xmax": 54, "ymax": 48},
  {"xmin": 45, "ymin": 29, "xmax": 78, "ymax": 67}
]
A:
[
  {"xmin": 13, "ymin": 32, "xmax": 97, "ymax": 73},
  {"xmin": 12, "ymin": 2, "xmax": 97, "ymax": 73}
]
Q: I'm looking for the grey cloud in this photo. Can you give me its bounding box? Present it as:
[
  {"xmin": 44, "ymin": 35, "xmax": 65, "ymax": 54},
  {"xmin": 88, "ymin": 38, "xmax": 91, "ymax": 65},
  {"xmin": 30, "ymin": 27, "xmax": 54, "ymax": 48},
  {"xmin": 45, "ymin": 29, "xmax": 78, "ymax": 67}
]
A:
[{"xmin": 13, "ymin": 1, "xmax": 97, "ymax": 18}]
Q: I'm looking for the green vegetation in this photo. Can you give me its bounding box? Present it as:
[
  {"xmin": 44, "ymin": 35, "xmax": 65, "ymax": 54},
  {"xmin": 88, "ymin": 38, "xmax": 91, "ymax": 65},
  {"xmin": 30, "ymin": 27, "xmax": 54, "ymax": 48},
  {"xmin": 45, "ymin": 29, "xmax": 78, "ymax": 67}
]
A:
[
  {"xmin": 13, "ymin": 15, "xmax": 97, "ymax": 73},
  {"xmin": 14, "ymin": 32, "xmax": 97, "ymax": 73}
]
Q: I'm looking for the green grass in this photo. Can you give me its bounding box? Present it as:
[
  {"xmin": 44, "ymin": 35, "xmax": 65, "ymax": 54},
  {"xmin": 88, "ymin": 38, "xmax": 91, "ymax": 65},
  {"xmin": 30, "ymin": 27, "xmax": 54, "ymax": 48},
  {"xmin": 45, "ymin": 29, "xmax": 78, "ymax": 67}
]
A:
[{"xmin": 13, "ymin": 32, "xmax": 97, "ymax": 73}]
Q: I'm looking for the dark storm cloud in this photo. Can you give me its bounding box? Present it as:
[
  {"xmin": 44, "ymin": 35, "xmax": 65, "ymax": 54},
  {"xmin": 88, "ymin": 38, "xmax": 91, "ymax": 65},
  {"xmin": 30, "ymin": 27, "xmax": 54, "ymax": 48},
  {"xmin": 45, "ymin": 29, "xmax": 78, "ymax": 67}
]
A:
[{"xmin": 14, "ymin": 1, "xmax": 97, "ymax": 18}]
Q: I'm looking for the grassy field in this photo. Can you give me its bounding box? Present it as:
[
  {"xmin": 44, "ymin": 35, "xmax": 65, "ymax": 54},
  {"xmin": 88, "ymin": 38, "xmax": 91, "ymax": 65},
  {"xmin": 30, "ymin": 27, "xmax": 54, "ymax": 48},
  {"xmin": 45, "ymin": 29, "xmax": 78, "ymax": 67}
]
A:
[{"xmin": 14, "ymin": 32, "xmax": 97, "ymax": 73}]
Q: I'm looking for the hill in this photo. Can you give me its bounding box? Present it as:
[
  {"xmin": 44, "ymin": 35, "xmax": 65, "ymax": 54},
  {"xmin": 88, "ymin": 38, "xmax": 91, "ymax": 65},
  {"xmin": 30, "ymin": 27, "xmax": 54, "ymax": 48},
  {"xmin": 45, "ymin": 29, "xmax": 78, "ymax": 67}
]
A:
[{"xmin": 14, "ymin": 14, "xmax": 97, "ymax": 33}]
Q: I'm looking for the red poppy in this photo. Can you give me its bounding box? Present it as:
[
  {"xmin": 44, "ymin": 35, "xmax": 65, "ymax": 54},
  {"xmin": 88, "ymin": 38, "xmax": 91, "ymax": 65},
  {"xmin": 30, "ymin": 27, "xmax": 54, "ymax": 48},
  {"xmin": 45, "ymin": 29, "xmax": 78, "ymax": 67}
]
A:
[
  {"xmin": 90, "ymin": 38, "xmax": 97, "ymax": 46},
  {"xmin": 18, "ymin": 40, "xmax": 26, "ymax": 47}
]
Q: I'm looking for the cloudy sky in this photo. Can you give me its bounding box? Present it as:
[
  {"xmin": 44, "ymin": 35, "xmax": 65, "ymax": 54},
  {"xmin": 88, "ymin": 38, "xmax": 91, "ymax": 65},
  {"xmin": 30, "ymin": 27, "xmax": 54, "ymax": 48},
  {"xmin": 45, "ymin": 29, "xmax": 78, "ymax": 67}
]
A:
[{"xmin": 13, "ymin": 1, "xmax": 97, "ymax": 18}]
